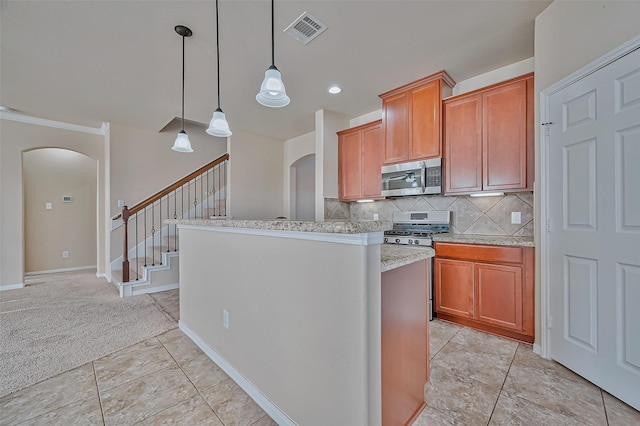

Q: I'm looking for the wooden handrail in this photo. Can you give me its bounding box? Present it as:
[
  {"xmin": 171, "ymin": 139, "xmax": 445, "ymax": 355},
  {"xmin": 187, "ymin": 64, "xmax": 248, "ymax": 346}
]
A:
[{"xmin": 112, "ymin": 153, "xmax": 229, "ymax": 220}]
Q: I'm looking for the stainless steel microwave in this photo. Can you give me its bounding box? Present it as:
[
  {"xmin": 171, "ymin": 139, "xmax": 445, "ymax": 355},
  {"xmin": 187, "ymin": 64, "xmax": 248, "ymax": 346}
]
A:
[{"xmin": 381, "ymin": 158, "xmax": 442, "ymax": 197}]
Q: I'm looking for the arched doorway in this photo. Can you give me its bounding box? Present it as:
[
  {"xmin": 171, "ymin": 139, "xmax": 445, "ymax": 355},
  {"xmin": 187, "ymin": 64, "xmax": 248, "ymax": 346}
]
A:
[
  {"xmin": 23, "ymin": 148, "xmax": 98, "ymax": 275},
  {"xmin": 290, "ymin": 154, "xmax": 315, "ymax": 221}
]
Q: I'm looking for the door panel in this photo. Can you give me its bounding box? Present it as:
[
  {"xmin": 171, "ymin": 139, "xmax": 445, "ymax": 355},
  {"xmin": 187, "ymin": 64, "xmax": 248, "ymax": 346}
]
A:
[
  {"xmin": 361, "ymin": 123, "xmax": 383, "ymax": 199},
  {"xmin": 548, "ymin": 46, "xmax": 640, "ymax": 410},
  {"xmin": 444, "ymin": 94, "xmax": 483, "ymax": 193},
  {"xmin": 410, "ymin": 80, "xmax": 440, "ymax": 159},
  {"xmin": 475, "ymin": 263, "xmax": 523, "ymax": 331},
  {"xmin": 383, "ymin": 92, "xmax": 409, "ymax": 164},
  {"xmin": 434, "ymin": 258, "xmax": 474, "ymax": 318},
  {"xmin": 338, "ymin": 131, "xmax": 362, "ymax": 200},
  {"xmin": 483, "ymin": 80, "xmax": 527, "ymax": 190}
]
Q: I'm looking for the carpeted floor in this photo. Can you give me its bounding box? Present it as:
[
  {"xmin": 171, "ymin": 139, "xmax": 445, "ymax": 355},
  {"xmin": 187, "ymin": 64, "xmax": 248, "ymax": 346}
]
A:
[{"xmin": 0, "ymin": 270, "xmax": 177, "ymax": 398}]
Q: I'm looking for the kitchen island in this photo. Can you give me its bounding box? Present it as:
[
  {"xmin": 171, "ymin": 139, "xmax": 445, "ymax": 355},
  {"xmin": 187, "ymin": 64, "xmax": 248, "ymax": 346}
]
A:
[{"xmin": 167, "ymin": 219, "xmax": 433, "ymax": 426}]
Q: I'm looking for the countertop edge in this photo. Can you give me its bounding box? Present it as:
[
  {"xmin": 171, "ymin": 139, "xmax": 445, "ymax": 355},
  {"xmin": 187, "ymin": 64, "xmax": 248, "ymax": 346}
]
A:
[
  {"xmin": 432, "ymin": 233, "xmax": 535, "ymax": 247},
  {"xmin": 166, "ymin": 219, "xmax": 392, "ymax": 234},
  {"xmin": 381, "ymin": 246, "xmax": 435, "ymax": 272}
]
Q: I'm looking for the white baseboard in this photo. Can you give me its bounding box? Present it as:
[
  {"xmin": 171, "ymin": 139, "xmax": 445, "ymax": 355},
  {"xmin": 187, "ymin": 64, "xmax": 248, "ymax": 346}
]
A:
[
  {"xmin": 132, "ymin": 282, "xmax": 179, "ymax": 296},
  {"xmin": 96, "ymin": 272, "xmax": 107, "ymax": 278},
  {"xmin": 533, "ymin": 343, "xmax": 542, "ymax": 356},
  {"xmin": 25, "ymin": 265, "xmax": 97, "ymax": 276},
  {"xmin": 0, "ymin": 283, "xmax": 25, "ymax": 291},
  {"xmin": 179, "ymin": 321, "xmax": 297, "ymax": 426}
]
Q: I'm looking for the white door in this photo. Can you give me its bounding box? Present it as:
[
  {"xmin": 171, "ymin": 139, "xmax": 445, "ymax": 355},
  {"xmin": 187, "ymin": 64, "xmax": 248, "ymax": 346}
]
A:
[{"xmin": 548, "ymin": 46, "xmax": 640, "ymax": 410}]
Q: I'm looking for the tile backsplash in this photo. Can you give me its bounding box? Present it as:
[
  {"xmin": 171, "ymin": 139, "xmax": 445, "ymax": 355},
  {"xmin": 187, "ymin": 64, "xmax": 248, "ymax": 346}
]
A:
[{"xmin": 325, "ymin": 192, "xmax": 534, "ymax": 237}]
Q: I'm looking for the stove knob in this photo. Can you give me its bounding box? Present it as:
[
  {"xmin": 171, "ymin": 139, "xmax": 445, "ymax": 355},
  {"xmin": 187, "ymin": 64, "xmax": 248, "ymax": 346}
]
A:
[
  {"xmin": 414, "ymin": 239, "xmax": 420, "ymax": 245},
  {"xmin": 408, "ymin": 239, "xmax": 413, "ymax": 244},
  {"xmin": 395, "ymin": 238, "xmax": 401, "ymax": 244},
  {"xmin": 384, "ymin": 237, "xmax": 388, "ymax": 243}
]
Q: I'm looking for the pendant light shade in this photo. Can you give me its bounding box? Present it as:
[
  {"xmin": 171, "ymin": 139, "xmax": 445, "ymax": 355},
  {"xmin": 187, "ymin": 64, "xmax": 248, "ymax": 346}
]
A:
[
  {"xmin": 172, "ymin": 130, "xmax": 193, "ymax": 153},
  {"xmin": 256, "ymin": 0, "xmax": 290, "ymax": 108},
  {"xmin": 172, "ymin": 25, "xmax": 193, "ymax": 153},
  {"xmin": 206, "ymin": 0, "xmax": 232, "ymax": 137},
  {"xmin": 206, "ymin": 108, "xmax": 232, "ymax": 137}
]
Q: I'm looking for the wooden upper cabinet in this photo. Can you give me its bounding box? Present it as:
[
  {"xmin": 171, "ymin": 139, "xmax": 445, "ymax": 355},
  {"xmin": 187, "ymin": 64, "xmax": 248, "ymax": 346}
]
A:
[
  {"xmin": 444, "ymin": 94, "xmax": 483, "ymax": 194},
  {"xmin": 361, "ymin": 123, "xmax": 383, "ymax": 199},
  {"xmin": 483, "ymin": 81, "xmax": 527, "ymax": 190},
  {"xmin": 338, "ymin": 130, "xmax": 362, "ymax": 201},
  {"xmin": 443, "ymin": 73, "xmax": 533, "ymax": 195},
  {"xmin": 382, "ymin": 92, "xmax": 409, "ymax": 164},
  {"xmin": 337, "ymin": 120, "xmax": 383, "ymax": 201},
  {"xmin": 410, "ymin": 80, "xmax": 441, "ymax": 159},
  {"xmin": 380, "ymin": 71, "xmax": 455, "ymax": 165}
]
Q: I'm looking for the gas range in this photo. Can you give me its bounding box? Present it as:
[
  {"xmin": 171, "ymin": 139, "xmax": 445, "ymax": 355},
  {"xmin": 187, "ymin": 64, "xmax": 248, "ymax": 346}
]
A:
[{"xmin": 383, "ymin": 211, "xmax": 450, "ymax": 247}]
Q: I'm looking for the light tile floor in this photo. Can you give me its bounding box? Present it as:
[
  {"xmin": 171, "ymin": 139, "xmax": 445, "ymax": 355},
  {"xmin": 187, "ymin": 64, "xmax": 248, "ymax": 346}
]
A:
[{"xmin": 1, "ymin": 289, "xmax": 638, "ymax": 425}]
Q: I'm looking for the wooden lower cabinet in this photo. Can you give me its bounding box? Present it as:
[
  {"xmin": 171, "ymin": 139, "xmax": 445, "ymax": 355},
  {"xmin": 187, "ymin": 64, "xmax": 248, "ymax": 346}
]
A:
[
  {"xmin": 381, "ymin": 259, "xmax": 429, "ymax": 426},
  {"xmin": 434, "ymin": 242, "xmax": 534, "ymax": 342}
]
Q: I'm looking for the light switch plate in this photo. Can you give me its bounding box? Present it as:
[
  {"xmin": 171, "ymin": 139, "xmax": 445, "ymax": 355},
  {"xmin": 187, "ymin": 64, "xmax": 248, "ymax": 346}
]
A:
[
  {"xmin": 511, "ymin": 212, "xmax": 522, "ymax": 225},
  {"xmin": 45, "ymin": 202, "xmax": 52, "ymax": 210},
  {"xmin": 118, "ymin": 199, "xmax": 125, "ymax": 208}
]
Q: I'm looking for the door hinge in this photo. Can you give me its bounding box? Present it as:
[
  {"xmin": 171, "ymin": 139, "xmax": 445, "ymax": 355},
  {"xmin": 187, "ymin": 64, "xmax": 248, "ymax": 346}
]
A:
[
  {"xmin": 547, "ymin": 315, "xmax": 553, "ymax": 329},
  {"xmin": 542, "ymin": 121, "xmax": 554, "ymax": 136},
  {"xmin": 546, "ymin": 218, "xmax": 551, "ymax": 232}
]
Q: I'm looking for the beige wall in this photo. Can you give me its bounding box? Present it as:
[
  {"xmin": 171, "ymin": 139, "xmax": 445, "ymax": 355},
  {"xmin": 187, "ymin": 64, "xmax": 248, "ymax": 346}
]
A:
[
  {"xmin": 0, "ymin": 119, "xmax": 106, "ymax": 287},
  {"xmin": 533, "ymin": 0, "xmax": 640, "ymax": 346},
  {"xmin": 109, "ymin": 122, "xmax": 227, "ymax": 218},
  {"xmin": 23, "ymin": 148, "xmax": 97, "ymax": 272},
  {"xmin": 227, "ymin": 130, "xmax": 284, "ymax": 220},
  {"xmin": 179, "ymin": 227, "xmax": 381, "ymax": 425}
]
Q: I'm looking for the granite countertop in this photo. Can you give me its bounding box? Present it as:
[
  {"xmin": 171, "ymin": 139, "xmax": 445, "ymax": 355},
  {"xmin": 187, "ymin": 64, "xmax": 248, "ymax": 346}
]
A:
[
  {"xmin": 166, "ymin": 219, "xmax": 392, "ymax": 234},
  {"xmin": 381, "ymin": 245, "xmax": 435, "ymax": 272},
  {"xmin": 432, "ymin": 233, "xmax": 534, "ymax": 247}
]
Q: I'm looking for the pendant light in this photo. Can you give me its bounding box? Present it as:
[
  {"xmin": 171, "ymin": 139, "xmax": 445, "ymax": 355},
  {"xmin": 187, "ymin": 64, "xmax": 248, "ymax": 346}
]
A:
[
  {"xmin": 256, "ymin": 0, "xmax": 290, "ymax": 108},
  {"xmin": 172, "ymin": 25, "xmax": 194, "ymax": 153},
  {"xmin": 206, "ymin": 0, "xmax": 232, "ymax": 137}
]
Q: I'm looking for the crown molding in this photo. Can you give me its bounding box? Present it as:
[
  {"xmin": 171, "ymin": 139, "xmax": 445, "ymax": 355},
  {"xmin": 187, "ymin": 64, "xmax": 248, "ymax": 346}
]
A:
[{"xmin": 0, "ymin": 111, "xmax": 108, "ymax": 136}]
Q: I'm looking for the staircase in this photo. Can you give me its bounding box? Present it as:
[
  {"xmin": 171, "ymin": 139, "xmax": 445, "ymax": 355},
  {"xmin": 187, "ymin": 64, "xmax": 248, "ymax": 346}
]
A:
[{"xmin": 111, "ymin": 154, "xmax": 228, "ymax": 297}]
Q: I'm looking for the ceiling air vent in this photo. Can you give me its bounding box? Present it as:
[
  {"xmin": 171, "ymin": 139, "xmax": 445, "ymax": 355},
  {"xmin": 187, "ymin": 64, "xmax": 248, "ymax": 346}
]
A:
[{"xmin": 284, "ymin": 12, "xmax": 327, "ymax": 45}]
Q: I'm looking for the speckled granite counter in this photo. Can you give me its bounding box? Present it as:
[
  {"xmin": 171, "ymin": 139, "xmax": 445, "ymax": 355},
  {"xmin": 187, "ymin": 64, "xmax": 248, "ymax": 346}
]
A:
[
  {"xmin": 380, "ymin": 245, "xmax": 435, "ymax": 272},
  {"xmin": 432, "ymin": 233, "xmax": 534, "ymax": 247},
  {"xmin": 166, "ymin": 218, "xmax": 391, "ymax": 234}
]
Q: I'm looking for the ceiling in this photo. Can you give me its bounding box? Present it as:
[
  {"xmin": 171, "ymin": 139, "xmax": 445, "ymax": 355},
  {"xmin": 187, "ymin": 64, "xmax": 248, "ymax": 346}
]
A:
[{"xmin": 0, "ymin": 0, "xmax": 551, "ymax": 142}]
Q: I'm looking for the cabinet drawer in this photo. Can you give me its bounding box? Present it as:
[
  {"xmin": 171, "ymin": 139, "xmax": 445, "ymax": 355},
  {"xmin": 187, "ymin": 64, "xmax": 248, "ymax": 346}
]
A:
[{"xmin": 435, "ymin": 242, "xmax": 523, "ymax": 264}]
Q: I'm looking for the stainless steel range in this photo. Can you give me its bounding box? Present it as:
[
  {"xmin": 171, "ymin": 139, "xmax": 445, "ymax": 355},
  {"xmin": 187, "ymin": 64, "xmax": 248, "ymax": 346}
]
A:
[{"xmin": 384, "ymin": 211, "xmax": 451, "ymax": 320}]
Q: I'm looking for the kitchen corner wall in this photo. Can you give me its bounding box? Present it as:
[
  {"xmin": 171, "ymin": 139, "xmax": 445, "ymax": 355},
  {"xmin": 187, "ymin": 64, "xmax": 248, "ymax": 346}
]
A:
[{"xmin": 325, "ymin": 192, "xmax": 534, "ymax": 237}]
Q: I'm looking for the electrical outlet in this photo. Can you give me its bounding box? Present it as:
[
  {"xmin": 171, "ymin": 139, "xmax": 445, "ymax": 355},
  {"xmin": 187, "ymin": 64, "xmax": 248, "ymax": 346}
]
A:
[
  {"xmin": 62, "ymin": 251, "xmax": 69, "ymax": 258},
  {"xmin": 373, "ymin": 214, "xmax": 379, "ymax": 220},
  {"xmin": 223, "ymin": 309, "xmax": 229, "ymax": 330},
  {"xmin": 511, "ymin": 212, "xmax": 522, "ymax": 225}
]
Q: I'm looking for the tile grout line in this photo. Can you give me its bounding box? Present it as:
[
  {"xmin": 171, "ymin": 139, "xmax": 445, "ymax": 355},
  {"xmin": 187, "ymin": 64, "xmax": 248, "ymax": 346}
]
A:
[
  {"xmin": 601, "ymin": 388, "xmax": 610, "ymax": 426},
  {"xmin": 485, "ymin": 342, "xmax": 519, "ymax": 425},
  {"xmin": 92, "ymin": 361, "xmax": 107, "ymax": 426},
  {"xmin": 157, "ymin": 334, "xmax": 227, "ymax": 426}
]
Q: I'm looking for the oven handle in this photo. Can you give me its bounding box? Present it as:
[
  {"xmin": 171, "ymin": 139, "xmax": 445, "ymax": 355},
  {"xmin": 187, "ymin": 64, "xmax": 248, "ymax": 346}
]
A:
[{"xmin": 421, "ymin": 161, "xmax": 427, "ymax": 193}]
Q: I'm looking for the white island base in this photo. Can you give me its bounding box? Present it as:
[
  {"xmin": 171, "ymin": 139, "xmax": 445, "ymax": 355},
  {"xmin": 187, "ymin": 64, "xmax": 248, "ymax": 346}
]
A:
[{"xmin": 170, "ymin": 219, "xmax": 432, "ymax": 426}]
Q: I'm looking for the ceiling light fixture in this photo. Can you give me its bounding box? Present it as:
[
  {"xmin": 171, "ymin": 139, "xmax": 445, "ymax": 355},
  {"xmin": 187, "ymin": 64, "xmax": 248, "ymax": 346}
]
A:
[
  {"xmin": 328, "ymin": 85, "xmax": 342, "ymax": 94},
  {"xmin": 256, "ymin": 0, "xmax": 290, "ymax": 108},
  {"xmin": 206, "ymin": 0, "xmax": 232, "ymax": 137},
  {"xmin": 172, "ymin": 25, "xmax": 194, "ymax": 153}
]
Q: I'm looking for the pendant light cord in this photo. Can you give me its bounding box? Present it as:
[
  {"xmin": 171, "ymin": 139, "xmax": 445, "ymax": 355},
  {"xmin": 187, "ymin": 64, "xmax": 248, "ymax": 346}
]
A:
[
  {"xmin": 271, "ymin": 0, "xmax": 275, "ymax": 66},
  {"xmin": 216, "ymin": 0, "xmax": 221, "ymax": 110},
  {"xmin": 181, "ymin": 33, "xmax": 185, "ymax": 131}
]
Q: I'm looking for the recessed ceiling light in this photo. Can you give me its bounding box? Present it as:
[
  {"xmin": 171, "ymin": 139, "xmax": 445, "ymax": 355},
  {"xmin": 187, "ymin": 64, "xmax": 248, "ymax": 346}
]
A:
[{"xmin": 328, "ymin": 85, "xmax": 342, "ymax": 94}]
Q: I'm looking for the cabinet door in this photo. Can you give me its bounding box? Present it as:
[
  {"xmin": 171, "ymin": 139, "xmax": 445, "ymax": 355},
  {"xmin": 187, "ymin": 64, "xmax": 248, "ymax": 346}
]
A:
[
  {"xmin": 383, "ymin": 92, "xmax": 409, "ymax": 164},
  {"xmin": 434, "ymin": 258, "xmax": 474, "ymax": 318},
  {"xmin": 338, "ymin": 131, "xmax": 362, "ymax": 201},
  {"xmin": 410, "ymin": 80, "xmax": 441, "ymax": 160},
  {"xmin": 483, "ymin": 80, "xmax": 527, "ymax": 191},
  {"xmin": 361, "ymin": 123, "xmax": 383, "ymax": 199},
  {"xmin": 475, "ymin": 263, "xmax": 523, "ymax": 331},
  {"xmin": 444, "ymin": 94, "xmax": 483, "ymax": 194}
]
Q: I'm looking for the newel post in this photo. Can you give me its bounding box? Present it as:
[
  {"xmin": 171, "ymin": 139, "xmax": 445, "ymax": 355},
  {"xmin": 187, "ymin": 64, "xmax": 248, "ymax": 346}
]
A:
[{"xmin": 122, "ymin": 206, "xmax": 130, "ymax": 283}]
